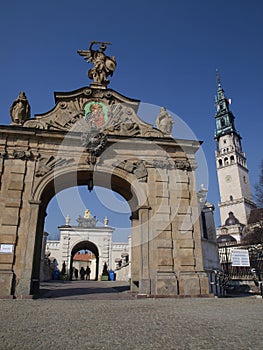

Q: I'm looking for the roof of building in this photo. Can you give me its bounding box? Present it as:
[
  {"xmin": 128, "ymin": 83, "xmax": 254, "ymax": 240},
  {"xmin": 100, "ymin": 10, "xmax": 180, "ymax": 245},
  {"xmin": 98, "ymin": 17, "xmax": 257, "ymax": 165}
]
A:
[
  {"xmin": 224, "ymin": 212, "xmax": 240, "ymax": 226},
  {"xmin": 73, "ymin": 252, "xmax": 95, "ymax": 261},
  {"xmin": 247, "ymin": 208, "xmax": 263, "ymax": 225}
]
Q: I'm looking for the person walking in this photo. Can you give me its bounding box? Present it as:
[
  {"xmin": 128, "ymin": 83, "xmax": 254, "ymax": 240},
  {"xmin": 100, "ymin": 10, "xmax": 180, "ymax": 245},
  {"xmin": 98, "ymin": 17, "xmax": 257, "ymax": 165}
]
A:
[
  {"xmin": 85, "ymin": 266, "xmax": 91, "ymax": 280},
  {"xmin": 74, "ymin": 268, "xmax": 79, "ymax": 280},
  {"xmin": 80, "ymin": 267, "xmax": 86, "ymax": 280}
]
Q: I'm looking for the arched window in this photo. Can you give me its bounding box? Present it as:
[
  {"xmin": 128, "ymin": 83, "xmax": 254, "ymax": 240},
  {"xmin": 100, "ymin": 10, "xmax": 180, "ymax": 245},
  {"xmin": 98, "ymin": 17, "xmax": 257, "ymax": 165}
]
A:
[
  {"xmin": 230, "ymin": 155, "xmax": 235, "ymax": 163},
  {"xmin": 218, "ymin": 159, "xmax": 223, "ymax": 167},
  {"xmin": 230, "ymin": 195, "xmax": 233, "ymax": 201},
  {"xmin": 224, "ymin": 157, "xmax": 229, "ymax": 165}
]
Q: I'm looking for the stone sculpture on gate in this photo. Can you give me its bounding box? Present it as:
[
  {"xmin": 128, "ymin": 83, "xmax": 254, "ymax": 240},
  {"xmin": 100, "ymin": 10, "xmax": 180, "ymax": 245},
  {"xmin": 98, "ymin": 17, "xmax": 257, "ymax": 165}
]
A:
[
  {"xmin": 77, "ymin": 41, "xmax": 117, "ymax": 87},
  {"xmin": 10, "ymin": 91, "xmax": 31, "ymax": 125}
]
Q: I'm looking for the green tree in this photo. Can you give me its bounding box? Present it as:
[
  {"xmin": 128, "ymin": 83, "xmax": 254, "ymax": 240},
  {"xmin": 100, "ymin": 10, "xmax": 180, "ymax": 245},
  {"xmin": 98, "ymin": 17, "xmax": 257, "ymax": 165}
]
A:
[
  {"xmin": 242, "ymin": 225, "xmax": 263, "ymax": 245},
  {"xmin": 255, "ymin": 160, "xmax": 263, "ymax": 208}
]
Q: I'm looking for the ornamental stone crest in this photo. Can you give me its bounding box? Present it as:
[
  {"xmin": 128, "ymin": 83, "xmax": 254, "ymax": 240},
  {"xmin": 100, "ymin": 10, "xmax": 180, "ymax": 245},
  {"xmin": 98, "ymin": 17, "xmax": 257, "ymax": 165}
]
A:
[
  {"xmin": 13, "ymin": 44, "xmax": 172, "ymax": 140},
  {"xmin": 81, "ymin": 128, "xmax": 107, "ymax": 156}
]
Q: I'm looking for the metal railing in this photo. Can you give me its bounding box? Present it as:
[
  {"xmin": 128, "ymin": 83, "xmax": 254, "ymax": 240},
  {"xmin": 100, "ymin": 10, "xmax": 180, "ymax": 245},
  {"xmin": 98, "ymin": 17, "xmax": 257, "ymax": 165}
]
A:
[{"xmin": 218, "ymin": 242, "xmax": 263, "ymax": 295}]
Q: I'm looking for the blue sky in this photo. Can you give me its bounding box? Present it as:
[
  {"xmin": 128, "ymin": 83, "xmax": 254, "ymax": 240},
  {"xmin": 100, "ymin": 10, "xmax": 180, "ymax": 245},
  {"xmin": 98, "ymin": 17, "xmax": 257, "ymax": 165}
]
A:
[{"xmin": 1, "ymin": 1, "xmax": 262, "ymax": 241}]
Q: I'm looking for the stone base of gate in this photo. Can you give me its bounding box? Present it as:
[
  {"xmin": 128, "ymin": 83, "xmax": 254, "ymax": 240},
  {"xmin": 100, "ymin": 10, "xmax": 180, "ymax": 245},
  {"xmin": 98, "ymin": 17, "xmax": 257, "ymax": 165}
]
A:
[
  {"xmin": 137, "ymin": 272, "xmax": 211, "ymax": 297},
  {"xmin": 178, "ymin": 272, "xmax": 210, "ymax": 296},
  {"xmin": 137, "ymin": 272, "xmax": 210, "ymax": 297},
  {"xmin": 14, "ymin": 270, "xmax": 36, "ymax": 298},
  {"xmin": 0, "ymin": 270, "xmax": 15, "ymax": 298},
  {"xmin": 135, "ymin": 274, "xmax": 179, "ymax": 296},
  {"xmin": 155, "ymin": 272, "xmax": 179, "ymax": 295},
  {"xmin": 139, "ymin": 279, "xmax": 151, "ymax": 294}
]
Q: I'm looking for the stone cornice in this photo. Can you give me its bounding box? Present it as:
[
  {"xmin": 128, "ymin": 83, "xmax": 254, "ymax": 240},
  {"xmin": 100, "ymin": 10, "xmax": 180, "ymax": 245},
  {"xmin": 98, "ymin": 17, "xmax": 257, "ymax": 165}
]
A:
[
  {"xmin": 218, "ymin": 197, "xmax": 256, "ymax": 208},
  {"xmin": 0, "ymin": 124, "xmax": 201, "ymax": 152}
]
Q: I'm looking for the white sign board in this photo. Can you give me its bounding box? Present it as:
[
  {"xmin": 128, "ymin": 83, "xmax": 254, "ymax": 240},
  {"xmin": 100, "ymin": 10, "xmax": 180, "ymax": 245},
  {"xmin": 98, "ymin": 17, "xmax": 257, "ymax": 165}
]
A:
[
  {"xmin": 0, "ymin": 244, "xmax": 14, "ymax": 253},
  {"xmin": 232, "ymin": 249, "xmax": 250, "ymax": 267}
]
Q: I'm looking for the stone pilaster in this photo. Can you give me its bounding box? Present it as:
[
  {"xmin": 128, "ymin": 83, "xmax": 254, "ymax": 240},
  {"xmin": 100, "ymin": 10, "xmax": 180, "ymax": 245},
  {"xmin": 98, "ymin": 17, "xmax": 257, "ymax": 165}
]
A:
[
  {"xmin": 15, "ymin": 199, "xmax": 42, "ymax": 297},
  {"xmin": 0, "ymin": 158, "xmax": 27, "ymax": 297},
  {"xmin": 138, "ymin": 206, "xmax": 151, "ymax": 294}
]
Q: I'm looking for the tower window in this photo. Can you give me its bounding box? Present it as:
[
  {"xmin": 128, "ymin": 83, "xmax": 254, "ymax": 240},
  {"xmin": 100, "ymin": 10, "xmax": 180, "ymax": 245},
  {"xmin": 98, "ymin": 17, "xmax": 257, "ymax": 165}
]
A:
[
  {"xmin": 218, "ymin": 159, "xmax": 223, "ymax": 167},
  {"xmin": 224, "ymin": 157, "xmax": 229, "ymax": 165},
  {"xmin": 230, "ymin": 155, "xmax": 235, "ymax": 163},
  {"xmin": 223, "ymin": 139, "xmax": 226, "ymax": 144},
  {"xmin": 221, "ymin": 118, "xmax": 225, "ymax": 127},
  {"xmin": 230, "ymin": 195, "xmax": 233, "ymax": 201},
  {"xmin": 243, "ymin": 176, "xmax": 247, "ymax": 184}
]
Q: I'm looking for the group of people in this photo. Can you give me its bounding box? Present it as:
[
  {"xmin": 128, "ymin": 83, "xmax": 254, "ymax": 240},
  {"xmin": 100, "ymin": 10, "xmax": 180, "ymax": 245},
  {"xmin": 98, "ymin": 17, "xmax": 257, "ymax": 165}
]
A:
[
  {"xmin": 73, "ymin": 266, "xmax": 91, "ymax": 280},
  {"xmin": 59, "ymin": 263, "xmax": 92, "ymax": 281}
]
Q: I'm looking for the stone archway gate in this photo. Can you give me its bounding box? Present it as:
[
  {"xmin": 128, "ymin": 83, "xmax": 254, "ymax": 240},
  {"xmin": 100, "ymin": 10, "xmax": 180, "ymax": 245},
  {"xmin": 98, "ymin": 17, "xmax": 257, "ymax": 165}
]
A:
[{"xmin": 0, "ymin": 85, "xmax": 210, "ymax": 298}]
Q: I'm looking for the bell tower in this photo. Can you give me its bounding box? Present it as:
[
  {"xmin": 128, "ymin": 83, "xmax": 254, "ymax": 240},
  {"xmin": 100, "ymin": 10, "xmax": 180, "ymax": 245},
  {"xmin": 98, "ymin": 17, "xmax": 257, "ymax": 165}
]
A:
[{"xmin": 214, "ymin": 71, "xmax": 256, "ymax": 226}]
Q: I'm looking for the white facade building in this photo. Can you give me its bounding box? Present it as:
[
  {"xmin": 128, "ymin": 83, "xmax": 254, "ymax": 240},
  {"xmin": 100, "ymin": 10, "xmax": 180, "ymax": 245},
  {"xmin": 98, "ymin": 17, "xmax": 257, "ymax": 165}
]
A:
[{"xmin": 45, "ymin": 211, "xmax": 130, "ymax": 281}]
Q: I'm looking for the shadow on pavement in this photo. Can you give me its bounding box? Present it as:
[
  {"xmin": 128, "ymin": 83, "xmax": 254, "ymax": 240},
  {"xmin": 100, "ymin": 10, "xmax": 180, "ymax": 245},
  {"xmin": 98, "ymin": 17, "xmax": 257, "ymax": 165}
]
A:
[{"xmin": 39, "ymin": 280, "xmax": 133, "ymax": 300}]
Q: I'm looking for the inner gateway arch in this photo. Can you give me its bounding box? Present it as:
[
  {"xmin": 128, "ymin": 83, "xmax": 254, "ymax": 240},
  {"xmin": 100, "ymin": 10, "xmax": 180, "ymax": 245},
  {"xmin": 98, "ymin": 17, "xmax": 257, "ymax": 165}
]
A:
[{"xmin": 0, "ymin": 42, "xmax": 210, "ymax": 297}]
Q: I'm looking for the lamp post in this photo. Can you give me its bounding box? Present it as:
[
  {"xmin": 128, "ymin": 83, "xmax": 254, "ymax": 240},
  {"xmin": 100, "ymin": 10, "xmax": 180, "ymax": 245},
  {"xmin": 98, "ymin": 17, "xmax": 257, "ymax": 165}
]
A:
[
  {"xmin": 87, "ymin": 174, "xmax": 93, "ymax": 192},
  {"xmin": 67, "ymin": 235, "xmax": 71, "ymax": 278}
]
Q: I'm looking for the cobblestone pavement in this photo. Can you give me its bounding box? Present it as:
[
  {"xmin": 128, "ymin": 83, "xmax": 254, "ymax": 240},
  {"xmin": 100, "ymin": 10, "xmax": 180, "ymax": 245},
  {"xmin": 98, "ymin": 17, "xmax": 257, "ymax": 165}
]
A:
[{"xmin": 0, "ymin": 281, "xmax": 262, "ymax": 350}]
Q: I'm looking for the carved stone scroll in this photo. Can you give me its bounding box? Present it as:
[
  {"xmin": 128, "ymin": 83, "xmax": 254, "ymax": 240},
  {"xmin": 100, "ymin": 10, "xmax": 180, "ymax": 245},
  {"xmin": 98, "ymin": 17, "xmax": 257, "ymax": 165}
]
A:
[
  {"xmin": 114, "ymin": 159, "xmax": 148, "ymax": 182},
  {"xmin": 153, "ymin": 159, "xmax": 191, "ymax": 171},
  {"xmin": 35, "ymin": 155, "xmax": 74, "ymax": 177},
  {"xmin": 13, "ymin": 150, "xmax": 33, "ymax": 160}
]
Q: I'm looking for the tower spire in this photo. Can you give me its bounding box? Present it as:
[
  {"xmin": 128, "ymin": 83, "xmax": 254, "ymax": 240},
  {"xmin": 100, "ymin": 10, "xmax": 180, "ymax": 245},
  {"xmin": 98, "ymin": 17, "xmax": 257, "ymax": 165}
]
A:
[
  {"xmin": 214, "ymin": 71, "xmax": 236, "ymax": 138},
  {"xmin": 216, "ymin": 68, "xmax": 221, "ymax": 86}
]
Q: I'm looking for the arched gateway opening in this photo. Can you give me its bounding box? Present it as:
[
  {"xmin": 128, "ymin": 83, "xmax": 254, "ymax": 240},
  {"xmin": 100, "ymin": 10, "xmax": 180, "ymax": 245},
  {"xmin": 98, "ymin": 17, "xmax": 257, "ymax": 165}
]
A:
[
  {"xmin": 44, "ymin": 184, "xmax": 132, "ymax": 286},
  {"xmin": 71, "ymin": 241, "xmax": 99, "ymax": 281},
  {"xmin": 32, "ymin": 169, "xmax": 137, "ymax": 295},
  {"xmin": 0, "ymin": 42, "xmax": 211, "ymax": 298}
]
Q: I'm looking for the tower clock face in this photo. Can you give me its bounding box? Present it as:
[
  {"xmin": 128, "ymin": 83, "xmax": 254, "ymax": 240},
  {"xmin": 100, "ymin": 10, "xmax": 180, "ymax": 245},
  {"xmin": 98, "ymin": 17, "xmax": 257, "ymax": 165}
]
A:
[{"xmin": 225, "ymin": 175, "xmax": 232, "ymax": 183}]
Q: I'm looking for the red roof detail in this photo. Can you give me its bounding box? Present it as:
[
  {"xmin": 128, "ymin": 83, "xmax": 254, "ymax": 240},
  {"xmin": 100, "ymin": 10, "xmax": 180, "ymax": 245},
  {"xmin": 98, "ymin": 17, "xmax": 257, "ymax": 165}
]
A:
[{"xmin": 73, "ymin": 252, "xmax": 95, "ymax": 261}]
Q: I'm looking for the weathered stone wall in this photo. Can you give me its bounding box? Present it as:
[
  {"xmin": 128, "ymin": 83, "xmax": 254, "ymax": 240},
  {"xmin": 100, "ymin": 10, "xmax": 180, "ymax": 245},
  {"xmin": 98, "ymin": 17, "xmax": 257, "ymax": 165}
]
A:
[{"xmin": 0, "ymin": 130, "xmax": 35, "ymax": 295}]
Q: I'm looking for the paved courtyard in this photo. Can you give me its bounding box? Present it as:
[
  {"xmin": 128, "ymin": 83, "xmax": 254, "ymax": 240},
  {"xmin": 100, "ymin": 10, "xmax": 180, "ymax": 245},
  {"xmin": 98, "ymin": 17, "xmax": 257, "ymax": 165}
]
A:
[{"xmin": 0, "ymin": 281, "xmax": 262, "ymax": 350}]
